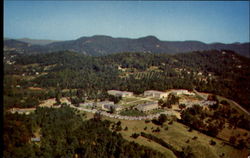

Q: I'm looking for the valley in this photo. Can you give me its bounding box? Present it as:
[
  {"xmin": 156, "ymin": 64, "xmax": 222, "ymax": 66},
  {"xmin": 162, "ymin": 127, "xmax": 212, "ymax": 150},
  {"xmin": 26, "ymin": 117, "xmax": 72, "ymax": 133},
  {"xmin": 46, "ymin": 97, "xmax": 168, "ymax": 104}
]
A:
[{"xmin": 3, "ymin": 49, "xmax": 250, "ymax": 158}]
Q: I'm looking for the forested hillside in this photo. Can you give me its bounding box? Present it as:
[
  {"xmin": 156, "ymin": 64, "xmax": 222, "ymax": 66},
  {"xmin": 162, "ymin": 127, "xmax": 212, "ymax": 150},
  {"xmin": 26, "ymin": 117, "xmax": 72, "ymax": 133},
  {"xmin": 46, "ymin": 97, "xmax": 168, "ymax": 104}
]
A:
[
  {"xmin": 4, "ymin": 50, "xmax": 250, "ymax": 111},
  {"xmin": 4, "ymin": 35, "xmax": 250, "ymax": 57},
  {"xmin": 4, "ymin": 106, "xmax": 166, "ymax": 158}
]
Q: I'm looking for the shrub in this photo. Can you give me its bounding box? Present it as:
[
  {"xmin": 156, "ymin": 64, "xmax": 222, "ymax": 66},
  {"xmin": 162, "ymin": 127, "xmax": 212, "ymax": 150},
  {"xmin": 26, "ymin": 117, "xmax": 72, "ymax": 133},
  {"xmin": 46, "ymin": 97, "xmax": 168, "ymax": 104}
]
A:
[
  {"xmin": 131, "ymin": 133, "xmax": 140, "ymax": 139},
  {"xmin": 145, "ymin": 120, "xmax": 150, "ymax": 123},
  {"xmin": 229, "ymin": 136, "xmax": 236, "ymax": 144},
  {"xmin": 210, "ymin": 140, "xmax": 216, "ymax": 145},
  {"xmin": 168, "ymin": 120, "xmax": 173, "ymax": 125},
  {"xmin": 164, "ymin": 126, "xmax": 168, "ymax": 131},
  {"xmin": 192, "ymin": 136, "xmax": 197, "ymax": 140}
]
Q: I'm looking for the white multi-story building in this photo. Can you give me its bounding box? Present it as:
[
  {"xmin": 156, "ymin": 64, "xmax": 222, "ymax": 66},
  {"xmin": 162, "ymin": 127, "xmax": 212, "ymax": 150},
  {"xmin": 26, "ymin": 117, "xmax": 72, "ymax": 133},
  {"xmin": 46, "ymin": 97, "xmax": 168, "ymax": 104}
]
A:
[
  {"xmin": 135, "ymin": 101, "xmax": 159, "ymax": 112},
  {"xmin": 107, "ymin": 90, "xmax": 134, "ymax": 97},
  {"xmin": 144, "ymin": 90, "xmax": 169, "ymax": 98}
]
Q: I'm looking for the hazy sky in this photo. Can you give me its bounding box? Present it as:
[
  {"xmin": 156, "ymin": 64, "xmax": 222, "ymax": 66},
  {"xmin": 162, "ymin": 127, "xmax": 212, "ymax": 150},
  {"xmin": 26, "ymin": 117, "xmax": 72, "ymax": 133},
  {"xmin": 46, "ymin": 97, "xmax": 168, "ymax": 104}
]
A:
[{"xmin": 4, "ymin": 1, "xmax": 250, "ymax": 43}]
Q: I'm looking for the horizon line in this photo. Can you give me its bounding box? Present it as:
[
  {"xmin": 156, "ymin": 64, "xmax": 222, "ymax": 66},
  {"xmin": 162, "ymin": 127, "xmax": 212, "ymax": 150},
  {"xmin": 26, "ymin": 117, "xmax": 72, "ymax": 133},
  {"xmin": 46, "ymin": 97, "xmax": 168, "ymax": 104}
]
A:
[{"xmin": 4, "ymin": 34, "xmax": 250, "ymax": 45}]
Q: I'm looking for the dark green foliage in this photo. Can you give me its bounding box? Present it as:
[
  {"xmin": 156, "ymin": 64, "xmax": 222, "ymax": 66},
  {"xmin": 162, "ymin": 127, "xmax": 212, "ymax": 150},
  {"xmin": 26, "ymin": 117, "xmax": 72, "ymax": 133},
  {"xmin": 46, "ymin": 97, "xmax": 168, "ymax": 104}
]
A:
[
  {"xmin": 145, "ymin": 120, "xmax": 150, "ymax": 123},
  {"xmin": 158, "ymin": 114, "xmax": 167, "ymax": 124},
  {"xmin": 124, "ymin": 126, "xmax": 128, "ymax": 131},
  {"xmin": 120, "ymin": 109, "xmax": 146, "ymax": 116},
  {"xmin": 4, "ymin": 107, "xmax": 166, "ymax": 158},
  {"xmin": 237, "ymin": 139, "xmax": 247, "ymax": 149},
  {"xmin": 5, "ymin": 50, "xmax": 250, "ymax": 111},
  {"xmin": 108, "ymin": 95, "xmax": 122, "ymax": 104},
  {"xmin": 192, "ymin": 136, "xmax": 198, "ymax": 140},
  {"xmin": 229, "ymin": 136, "xmax": 236, "ymax": 145},
  {"xmin": 164, "ymin": 126, "xmax": 168, "ymax": 131},
  {"xmin": 131, "ymin": 133, "xmax": 140, "ymax": 139},
  {"xmin": 158, "ymin": 93, "xmax": 179, "ymax": 108},
  {"xmin": 179, "ymin": 104, "xmax": 186, "ymax": 110},
  {"xmin": 180, "ymin": 104, "xmax": 222, "ymax": 137},
  {"xmin": 220, "ymin": 100, "xmax": 229, "ymax": 106},
  {"xmin": 210, "ymin": 140, "xmax": 216, "ymax": 145}
]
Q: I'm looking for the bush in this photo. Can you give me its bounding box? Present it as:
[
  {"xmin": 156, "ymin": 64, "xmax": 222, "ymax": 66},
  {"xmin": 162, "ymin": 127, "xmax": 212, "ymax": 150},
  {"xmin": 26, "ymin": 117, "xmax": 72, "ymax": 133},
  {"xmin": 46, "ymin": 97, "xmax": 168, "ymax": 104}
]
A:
[
  {"xmin": 131, "ymin": 133, "xmax": 140, "ymax": 139},
  {"xmin": 192, "ymin": 136, "xmax": 197, "ymax": 140},
  {"xmin": 158, "ymin": 114, "xmax": 167, "ymax": 124},
  {"xmin": 220, "ymin": 100, "xmax": 229, "ymax": 105},
  {"xmin": 210, "ymin": 140, "xmax": 216, "ymax": 145},
  {"xmin": 164, "ymin": 126, "xmax": 168, "ymax": 131},
  {"xmin": 152, "ymin": 127, "xmax": 160, "ymax": 133},
  {"xmin": 145, "ymin": 119, "xmax": 150, "ymax": 123},
  {"xmin": 229, "ymin": 136, "xmax": 236, "ymax": 144},
  {"xmin": 168, "ymin": 120, "xmax": 173, "ymax": 125},
  {"xmin": 124, "ymin": 126, "xmax": 128, "ymax": 131},
  {"xmin": 237, "ymin": 139, "xmax": 246, "ymax": 149}
]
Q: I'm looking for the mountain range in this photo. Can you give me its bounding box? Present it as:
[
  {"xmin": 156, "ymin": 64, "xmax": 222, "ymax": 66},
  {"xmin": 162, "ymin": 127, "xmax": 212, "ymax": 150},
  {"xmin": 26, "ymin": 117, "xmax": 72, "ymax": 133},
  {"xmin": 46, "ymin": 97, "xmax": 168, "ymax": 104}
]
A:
[{"xmin": 4, "ymin": 35, "xmax": 250, "ymax": 57}]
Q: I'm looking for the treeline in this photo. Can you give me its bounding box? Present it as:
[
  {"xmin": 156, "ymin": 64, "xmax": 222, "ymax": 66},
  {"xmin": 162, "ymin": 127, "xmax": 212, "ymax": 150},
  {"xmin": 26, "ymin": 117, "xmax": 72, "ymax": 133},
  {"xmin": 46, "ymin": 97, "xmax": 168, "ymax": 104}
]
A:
[{"xmin": 4, "ymin": 106, "xmax": 166, "ymax": 158}]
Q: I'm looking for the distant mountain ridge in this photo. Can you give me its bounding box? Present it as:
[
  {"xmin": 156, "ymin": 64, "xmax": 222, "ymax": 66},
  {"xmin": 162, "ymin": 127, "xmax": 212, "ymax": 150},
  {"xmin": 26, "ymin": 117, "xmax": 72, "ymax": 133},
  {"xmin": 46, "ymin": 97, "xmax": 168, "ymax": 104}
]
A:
[
  {"xmin": 4, "ymin": 35, "xmax": 250, "ymax": 57},
  {"xmin": 16, "ymin": 38, "xmax": 60, "ymax": 45}
]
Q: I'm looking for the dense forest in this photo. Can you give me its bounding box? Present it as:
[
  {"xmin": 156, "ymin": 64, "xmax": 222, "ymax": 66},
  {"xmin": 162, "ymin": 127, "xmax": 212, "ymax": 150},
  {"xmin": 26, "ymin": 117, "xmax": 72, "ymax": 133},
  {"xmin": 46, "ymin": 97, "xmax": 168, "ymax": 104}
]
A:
[
  {"xmin": 4, "ymin": 50, "xmax": 250, "ymax": 111},
  {"xmin": 3, "ymin": 49, "xmax": 250, "ymax": 157},
  {"xmin": 4, "ymin": 106, "xmax": 166, "ymax": 158}
]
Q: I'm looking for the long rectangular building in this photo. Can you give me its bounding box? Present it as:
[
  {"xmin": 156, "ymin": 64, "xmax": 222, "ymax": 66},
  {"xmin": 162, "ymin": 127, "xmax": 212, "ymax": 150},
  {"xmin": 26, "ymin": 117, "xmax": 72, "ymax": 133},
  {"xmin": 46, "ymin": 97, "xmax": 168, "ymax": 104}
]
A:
[
  {"xmin": 144, "ymin": 90, "xmax": 169, "ymax": 98},
  {"xmin": 135, "ymin": 101, "xmax": 159, "ymax": 112},
  {"xmin": 107, "ymin": 90, "xmax": 133, "ymax": 97}
]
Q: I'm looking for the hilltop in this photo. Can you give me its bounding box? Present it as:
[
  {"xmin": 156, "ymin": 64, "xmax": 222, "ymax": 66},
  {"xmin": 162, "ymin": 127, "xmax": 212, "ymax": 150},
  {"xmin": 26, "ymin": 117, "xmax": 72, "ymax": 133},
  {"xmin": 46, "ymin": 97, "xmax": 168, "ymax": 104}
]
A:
[{"xmin": 4, "ymin": 35, "xmax": 250, "ymax": 57}]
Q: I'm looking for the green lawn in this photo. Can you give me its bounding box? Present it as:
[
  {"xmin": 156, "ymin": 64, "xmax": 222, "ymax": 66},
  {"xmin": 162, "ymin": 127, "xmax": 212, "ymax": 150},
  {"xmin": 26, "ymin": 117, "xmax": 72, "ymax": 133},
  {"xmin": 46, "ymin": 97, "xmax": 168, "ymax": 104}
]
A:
[{"xmin": 119, "ymin": 109, "xmax": 146, "ymax": 116}]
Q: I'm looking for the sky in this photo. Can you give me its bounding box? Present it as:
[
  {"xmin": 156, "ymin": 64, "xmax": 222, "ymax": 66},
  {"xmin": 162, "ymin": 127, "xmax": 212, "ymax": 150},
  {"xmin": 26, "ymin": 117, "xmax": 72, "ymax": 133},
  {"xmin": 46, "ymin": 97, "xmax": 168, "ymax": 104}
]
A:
[{"xmin": 4, "ymin": 1, "xmax": 250, "ymax": 43}]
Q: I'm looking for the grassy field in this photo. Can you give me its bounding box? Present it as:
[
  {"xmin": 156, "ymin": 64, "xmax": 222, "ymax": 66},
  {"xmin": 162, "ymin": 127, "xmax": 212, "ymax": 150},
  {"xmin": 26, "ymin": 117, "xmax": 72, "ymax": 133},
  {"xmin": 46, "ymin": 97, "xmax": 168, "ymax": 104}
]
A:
[
  {"xmin": 119, "ymin": 109, "xmax": 146, "ymax": 116},
  {"xmin": 81, "ymin": 112, "xmax": 249, "ymax": 158},
  {"xmin": 119, "ymin": 96, "xmax": 151, "ymax": 107}
]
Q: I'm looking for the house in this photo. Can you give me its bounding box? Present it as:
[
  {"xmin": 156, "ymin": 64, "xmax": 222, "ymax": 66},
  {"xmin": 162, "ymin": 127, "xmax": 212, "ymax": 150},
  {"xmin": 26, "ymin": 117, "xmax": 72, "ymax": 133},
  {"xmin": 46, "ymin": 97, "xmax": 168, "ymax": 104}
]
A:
[
  {"xmin": 135, "ymin": 101, "xmax": 159, "ymax": 112},
  {"xmin": 107, "ymin": 90, "xmax": 134, "ymax": 97},
  {"xmin": 144, "ymin": 90, "xmax": 169, "ymax": 98}
]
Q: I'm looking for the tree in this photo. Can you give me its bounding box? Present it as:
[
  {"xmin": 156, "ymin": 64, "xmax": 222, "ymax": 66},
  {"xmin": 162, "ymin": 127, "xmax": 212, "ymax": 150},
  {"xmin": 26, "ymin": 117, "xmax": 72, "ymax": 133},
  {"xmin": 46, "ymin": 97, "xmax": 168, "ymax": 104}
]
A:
[
  {"xmin": 210, "ymin": 140, "xmax": 216, "ymax": 145},
  {"xmin": 237, "ymin": 139, "xmax": 246, "ymax": 149},
  {"xmin": 166, "ymin": 93, "xmax": 179, "ymax": 107},
  {"xmin": 93, "ymin": 112, "xmax": 102, "ymax": 121},
  {"xmin": 207, "ymin": 124, "xmax": 219, "ymax": 137},
  {"xmin": 229, "ymin": 136, "xmax": 236, "ymax": 145},
  {"xmin": 55, "ymin": 84, "xmax": 62, "ymax": 105},
  {"xmin": 179, "ymin": 104, "xmax": 186, "ymax": 110},
  {"xmin": 131, "ymin": 133, "xmax": 140, "ymax": 139},
  {"xmin": 158, "ymin": 114, "xmax": 167, "ymax": 124},
  {"xmin": 124, "ymin": 126, "xmax": 128, "ymax": 131}
]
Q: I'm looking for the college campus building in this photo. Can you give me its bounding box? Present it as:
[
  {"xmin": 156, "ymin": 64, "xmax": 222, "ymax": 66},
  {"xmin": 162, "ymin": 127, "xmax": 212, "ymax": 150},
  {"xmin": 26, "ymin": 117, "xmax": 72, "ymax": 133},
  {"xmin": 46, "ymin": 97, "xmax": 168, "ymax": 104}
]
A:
[
  {"xmin": 107, "ymin": 90, "xmax": 134, "ymax": 97},
  {"xmin": 102, "ymin": 104, "xmax": 123, "ymax": 112},
  {"xmin": 135, "ymin": 101, "xmax": 159, "ymax": 112},
  {"xmin": 144, "ymin": 90, "xmax": 169, "ymax": 98},
  {"xmin": 170, "ymin": 89, "xmax": 195, "ymax": 96},
  {"xmin": 95, "ymin": 101, "xmax": 115, "ymax": 108}
]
